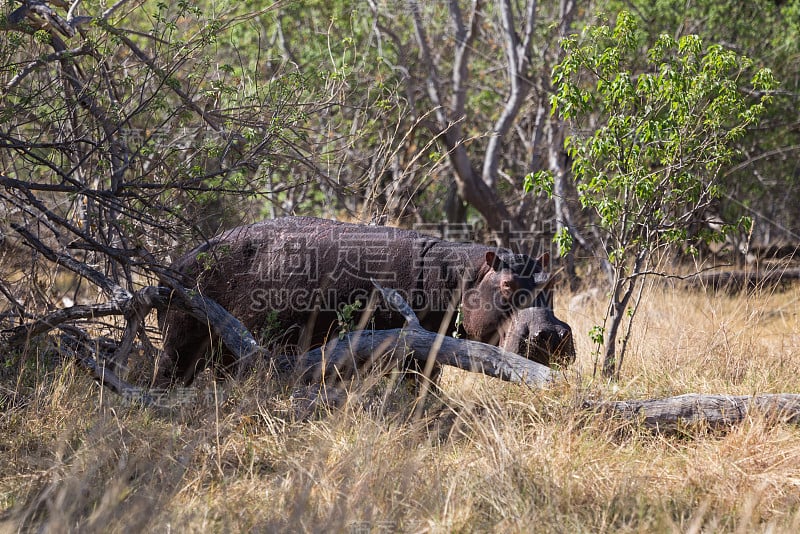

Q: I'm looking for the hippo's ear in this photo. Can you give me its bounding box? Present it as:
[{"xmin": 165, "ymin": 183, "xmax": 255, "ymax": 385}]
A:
[
  {"xmin": 537, "ymin": 252, "xmax": 550, "ymax": 269},
  {"xmin": 485, "ymin": 251, "xmax": 504, "ymax": 271}
]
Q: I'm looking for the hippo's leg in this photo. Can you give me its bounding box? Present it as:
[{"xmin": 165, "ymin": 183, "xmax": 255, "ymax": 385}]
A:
[{"xmin": 158, "ymin": 321, "xmax": 212, "ymax": 387}]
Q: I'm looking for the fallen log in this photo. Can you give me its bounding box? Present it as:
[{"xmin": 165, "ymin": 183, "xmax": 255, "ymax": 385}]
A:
[
  {"xmin": 585, "ymin": 393, "xmax": 800, "ymax": 433},
  {"xmin": 286, "ymin": 325, "xmax": 555, "ymax": 388},
  {"xmin": 280, "ymin": 282, "xmax": 555, "ymax": 388}
]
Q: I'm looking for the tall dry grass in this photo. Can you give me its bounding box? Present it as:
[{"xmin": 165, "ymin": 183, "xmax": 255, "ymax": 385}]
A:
[{"xmin": 1, "ymin": 284, "xmax": 799, "ymax": 532}]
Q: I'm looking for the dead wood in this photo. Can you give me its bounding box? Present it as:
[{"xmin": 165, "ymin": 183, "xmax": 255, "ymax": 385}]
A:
[
  {"xmin": 277, "ymin": 282, "xmax": 555, "ymax": 388},
  {"xmin": 1, "ymin": 285, "xmax": 264, "ymax": 406},
  {"xmin": 287, "ymin": 323, "xmax": 556, "ymax": 388},
  {"xmin": 585, "ymin": 393, "xmax": 800, "ymax": 433}
]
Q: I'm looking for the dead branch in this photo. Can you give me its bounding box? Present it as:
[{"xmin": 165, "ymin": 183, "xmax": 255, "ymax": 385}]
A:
[
  {"xmin": 284, "ymin": 282, "xmax": 555, "ymax": 388},
  {"xmin": 11, "ymin": 223, "xmax": 130, "ymax": 301},
  {"xmin": 1, "ymin": 285, "xmax": 263, "ymax": 395},
  {"xmin": 58, "ymin": 326, "xmax": 158, "ymax": 406},
  {"xmin": 585, "ymin": 393, "xmax": 800, "ymax": 433},
  {"xmin": 289, "ymin": 327, "xmax": 556, "ymax": 388},
  {"xmin": 2, "ymin": 301, "xmax": 125, "ymax": 347}
]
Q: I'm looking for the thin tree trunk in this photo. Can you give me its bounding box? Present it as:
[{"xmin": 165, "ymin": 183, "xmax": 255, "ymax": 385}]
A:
[{"xmin": 601, "ymin": 251, "xmax": 646, "ymax": 378}]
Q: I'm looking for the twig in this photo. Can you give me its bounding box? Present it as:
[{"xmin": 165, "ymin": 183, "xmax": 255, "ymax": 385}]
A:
[{"xmin": 11, "ymin": 223, "xmax": 130, "ymax": 301}]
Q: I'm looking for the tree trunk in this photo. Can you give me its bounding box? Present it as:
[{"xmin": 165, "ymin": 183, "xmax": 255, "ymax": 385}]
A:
[
  {"xmin": 601, "ymin": 251, "xmax": 647, "ymax": 378},
  {"xmin": 601, "ymin": 295, "xmax": 623, "ymax": 378},
  {"xmin": 546, "ymin": 116, "xmax": 580, "ymax": 288},
  {"xmin": 444, "ymin": 181, "xmax": 468, "ymax": 224}
]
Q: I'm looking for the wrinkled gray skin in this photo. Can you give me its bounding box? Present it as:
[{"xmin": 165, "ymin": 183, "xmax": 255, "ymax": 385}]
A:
[
  {"xmin": 500, "ymin": 307, "xmax": 575, "ymax": 367},
  {"xmin": 159, "ymin": 216, "xmax": 551, "ymax": 385}
]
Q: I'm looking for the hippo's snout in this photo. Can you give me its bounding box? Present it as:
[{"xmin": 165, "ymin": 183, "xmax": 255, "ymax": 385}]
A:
[
  {"xmin": 502, "ymin": 307, "xmax": 576, "ymax": 367},
  {"xmin": 531, "ymin": 324, "xmax": 576, "ymax": 367}
]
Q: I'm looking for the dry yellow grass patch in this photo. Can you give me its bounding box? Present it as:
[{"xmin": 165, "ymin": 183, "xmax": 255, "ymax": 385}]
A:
[{"xmin": 1, "ymin": 285, "xmax": 799, "ymax": 532}]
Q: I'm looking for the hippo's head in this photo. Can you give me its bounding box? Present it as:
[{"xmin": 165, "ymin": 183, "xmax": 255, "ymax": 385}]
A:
[
  {"xmin": 460, "ymin": 250, "xmax": 551, "ymax": 344},
  {"xmin": 501, "ymin": 307, "xmax": 576, "ymax": 367}
]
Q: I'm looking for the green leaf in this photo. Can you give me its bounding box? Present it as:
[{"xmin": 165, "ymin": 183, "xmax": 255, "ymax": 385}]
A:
[
  {"xmin": 524, "ymin": 171, "xmax": 554, "ymax": 196},
  {"xmin": 554, "ymin": 227, "xmax": 574, "ymax": 255}
]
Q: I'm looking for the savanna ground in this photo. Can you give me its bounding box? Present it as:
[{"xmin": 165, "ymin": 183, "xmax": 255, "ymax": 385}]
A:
[{"xmin": 1, "ymin": 282, "xmax": 799, "ymax": 533}]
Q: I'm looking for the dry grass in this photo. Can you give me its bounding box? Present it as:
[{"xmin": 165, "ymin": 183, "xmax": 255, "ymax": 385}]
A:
[{"xmin": 2, "ymin": 285, "xmax": 800, "ymax": 533}]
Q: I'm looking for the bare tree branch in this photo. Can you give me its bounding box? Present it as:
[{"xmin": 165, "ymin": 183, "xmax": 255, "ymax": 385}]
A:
[
  {"xmin": 2, "ymin": 301, "xmax": 126, "ymax": 347},
  {"xmin": 409, "ymin": 0, "xmax": 448, "ymax": 126},
  {"xmin": 450, "ymin": 0, "xmax": 483, "ymax": 126},
  {"xmin": 11, "ymin": 224, "xmax": 130, "ymax": 301},
  {"xmin": 3, "ymin": 45, "xmax": 91, "ymax": 93},
  {"xmin": 482, "ymin": 0, "xmax": 536, "ymax": 189}
]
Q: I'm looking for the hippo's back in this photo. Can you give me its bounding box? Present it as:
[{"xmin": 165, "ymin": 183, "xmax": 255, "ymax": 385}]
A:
[{"xmin": 160, "ymin": 218, "xmax": 448, "ymax": 379}]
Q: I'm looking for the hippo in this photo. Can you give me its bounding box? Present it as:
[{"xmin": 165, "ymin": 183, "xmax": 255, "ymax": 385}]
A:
[
  {"xmin": 158, "ymin": 216, "xmax": 552, "ymax": 385},
  {"xmin": 500, "ymin": 306, "xmax": 575, "ymax": 367}
]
